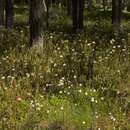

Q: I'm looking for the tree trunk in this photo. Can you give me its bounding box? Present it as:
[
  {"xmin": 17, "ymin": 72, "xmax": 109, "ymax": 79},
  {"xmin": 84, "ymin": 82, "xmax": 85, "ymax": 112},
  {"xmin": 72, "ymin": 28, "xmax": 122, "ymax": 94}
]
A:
[
  {"xmin": 112, "ymin": 0, "xmax": 122, "ymax": 29},
  {"xmin": 5, "ymin": 0, "xmax": 14, "ymax": 29},
  {"xmin": 78, "ymin": 0, "xmax": 84, "ymax": 29},
  {"xmin": 46, "ymin": 0, "xmax": 49, "ymax": 28},
  {"xmin": 72, "ymin": 0, "xmax": 84, "ymax": 30},
  {"xmin": 72, "ymin": 0, "xmax": 78, "ymax": 30},
  {"xmin": 0, "ymin": 0, "xmax": 4, "ymax": 26},
  {"xmin": 30, "ymin": 0, "xmax": 47, "ymax": 46}
]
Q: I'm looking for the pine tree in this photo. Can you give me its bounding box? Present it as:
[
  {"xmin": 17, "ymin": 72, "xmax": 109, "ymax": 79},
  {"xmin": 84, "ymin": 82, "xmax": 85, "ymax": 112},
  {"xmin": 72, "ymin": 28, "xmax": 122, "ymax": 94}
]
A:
[
  {"xmin": 112, "ymin": 0, "xmax": 122, "ymax": 28},
  {"xmin": 5, "ymin": 0, "xmax": 14, "ymax": 29},
  {"xmin": 29, "ymin": 0, "xmax": 47, "ymax": 45},
  {"xmin": 72, "ymin": 0, "xmax": 84, "ymax": 30},
  {"xmin": 0, "ymin": 0, "xmax": 4, "ymax": 26}
]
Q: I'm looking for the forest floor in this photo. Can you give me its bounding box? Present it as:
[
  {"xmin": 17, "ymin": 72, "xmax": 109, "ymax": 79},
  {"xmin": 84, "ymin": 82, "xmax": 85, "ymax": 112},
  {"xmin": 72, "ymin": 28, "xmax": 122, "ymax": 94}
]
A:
[{"xmin": 0, "ymin": 5, "xmax": 130, "ymax": 130}]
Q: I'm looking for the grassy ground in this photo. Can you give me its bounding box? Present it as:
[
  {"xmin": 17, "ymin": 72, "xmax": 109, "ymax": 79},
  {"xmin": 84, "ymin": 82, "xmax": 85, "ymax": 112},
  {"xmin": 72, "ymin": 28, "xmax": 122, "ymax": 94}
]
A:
[{"xmin": 0, "ymin": 5, "xmax": 130, "ymax": 130}]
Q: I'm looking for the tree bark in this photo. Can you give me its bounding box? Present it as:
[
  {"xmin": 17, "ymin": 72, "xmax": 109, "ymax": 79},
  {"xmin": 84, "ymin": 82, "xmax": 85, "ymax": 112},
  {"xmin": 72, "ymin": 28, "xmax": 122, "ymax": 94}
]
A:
[
  {"xmin": 72, "ymin": 0, "xmax": 84, "ymax": 30},
  {"xmin": 112, "ymin": 0, "xmax": 122, "ymax": 28},
  {"xmin": 0, "ymin": 0, "xmax": 4, "ymax": 26},
  {"xmin": 5, "ymin": 0, "xmax": 14, "ymax": 29},
  {"xmin": 29, "ymin": 0, "xmax": 47, "ymax": 46},
  {"xmin": 78, "ymin": 0, "xmax": 84, "ymax": 29},
  {"xmin": 46, "ymin": 0, "xmax": 49, "ymax": 28},
  {"xmin": 72, "ymin": 0, "xmax": 78, "ymax": 30}
]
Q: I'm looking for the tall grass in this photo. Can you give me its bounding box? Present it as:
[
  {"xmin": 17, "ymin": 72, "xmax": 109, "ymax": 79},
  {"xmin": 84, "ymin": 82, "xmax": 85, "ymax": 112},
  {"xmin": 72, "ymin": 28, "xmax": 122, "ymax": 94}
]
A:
[{"xmin": 0, "ymin": 30, "xmax": 130, "ymax": 129}]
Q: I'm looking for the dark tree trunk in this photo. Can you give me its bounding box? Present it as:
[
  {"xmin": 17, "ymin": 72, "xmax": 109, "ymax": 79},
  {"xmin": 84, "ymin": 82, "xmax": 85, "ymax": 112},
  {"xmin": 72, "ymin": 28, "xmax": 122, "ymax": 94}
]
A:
[
  {"xmin": 46, "ymin": 0, "xmax": 49, "ymax": 28},
  {"xmin": 78, "ymin": 0, "xmax": 84, "ymax": 29},
  {"xmin": 72, "ymin": 0, "xmax": 78, "ymax": 30},
  {"xmin": 5, "ymin": 0, "xmax": 14, "ymax": 29},
  {"xmin": 112, "ymin": 0, "xmax": 122, "ymax": 28},
  {"xmin": 72, "ymin": 0, "xmax": 84, "ymax": 30},
  {"xmin": 0, "ymin": 0, "xmax": 4, "ymax": 26},
  {"xmin": 30, "ymin": 0, "xmax": 47, "ymax": 45}
]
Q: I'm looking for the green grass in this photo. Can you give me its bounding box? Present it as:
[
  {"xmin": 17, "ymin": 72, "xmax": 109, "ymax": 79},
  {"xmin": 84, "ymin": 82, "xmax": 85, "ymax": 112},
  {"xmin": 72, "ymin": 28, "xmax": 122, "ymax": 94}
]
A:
[{"xmin": 0, "ymin": 32, "xmax": 130, "ymax": 129}]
